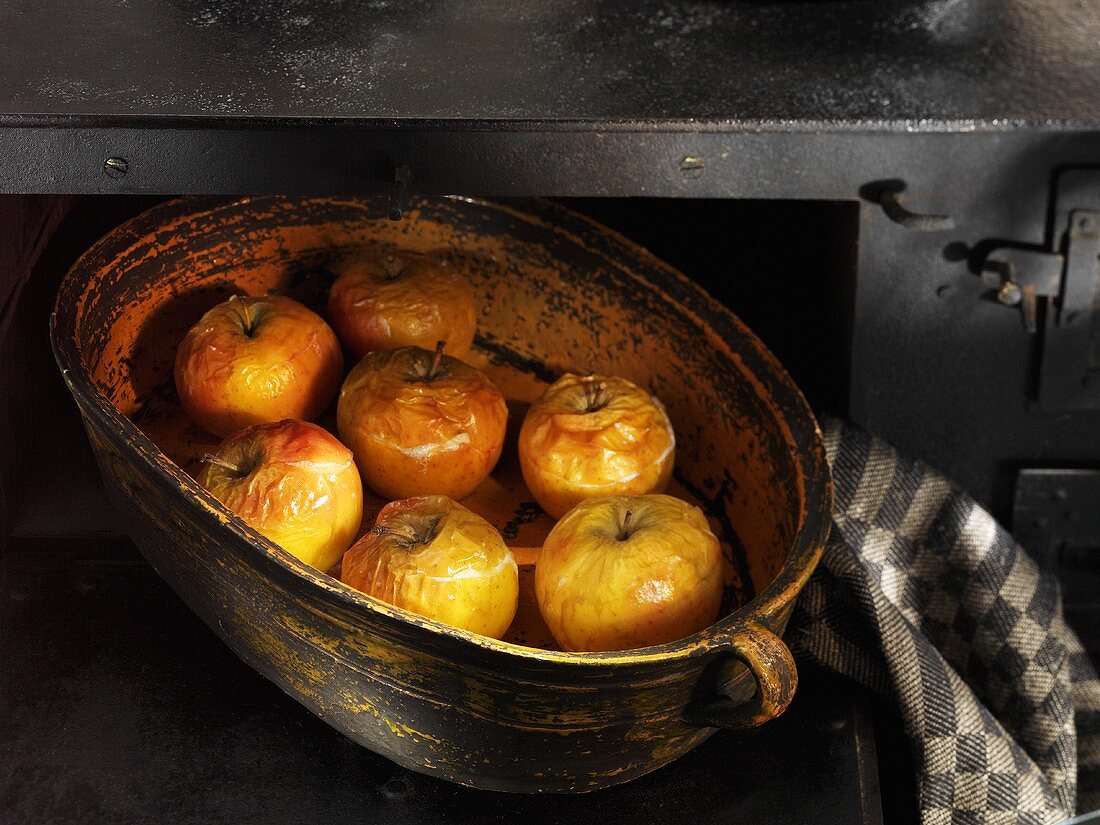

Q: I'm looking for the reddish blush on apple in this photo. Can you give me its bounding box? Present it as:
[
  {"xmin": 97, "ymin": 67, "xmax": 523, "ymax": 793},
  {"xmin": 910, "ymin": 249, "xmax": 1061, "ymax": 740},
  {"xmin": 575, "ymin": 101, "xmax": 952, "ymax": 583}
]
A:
[
  {"xmin": 198, "ymin": 419, "xmax": 363, "ymax": 572},
  {"xmin": 175, "ymin": 294, "xmax": 343, "ymax": 437}
]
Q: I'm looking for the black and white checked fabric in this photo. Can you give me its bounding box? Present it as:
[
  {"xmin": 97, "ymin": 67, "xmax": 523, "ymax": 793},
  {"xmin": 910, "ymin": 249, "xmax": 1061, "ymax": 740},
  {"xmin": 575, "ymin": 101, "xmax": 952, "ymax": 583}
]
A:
[{"xmin": 789, "ymin": 418, "xmax": 1100, "ymax": 824}]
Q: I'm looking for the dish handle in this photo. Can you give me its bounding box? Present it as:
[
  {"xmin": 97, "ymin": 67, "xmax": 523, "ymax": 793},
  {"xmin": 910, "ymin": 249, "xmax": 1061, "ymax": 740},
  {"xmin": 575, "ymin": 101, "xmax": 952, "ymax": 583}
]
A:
[{"xmin": 683, "ymin": 620, "xmax": 798, "ymax": 730}]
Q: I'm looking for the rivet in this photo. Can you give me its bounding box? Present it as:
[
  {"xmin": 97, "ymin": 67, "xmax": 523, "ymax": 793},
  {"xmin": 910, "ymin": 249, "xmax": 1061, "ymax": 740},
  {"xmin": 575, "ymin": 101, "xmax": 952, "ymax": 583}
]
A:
[
  {"xmin": 679, "ymin": 156, "xmax": 705, "ymax": 177},
  {"xmin": 996, "ymin": 281, "xmax": 1022, "ymax": 307},
  {"xmin": 104, "ymin": 157, "xmax": 129, "ymax": 178},
  {"xmin": 1077, "ymin": 215, "xmax": 1096, "ymax": 233}
]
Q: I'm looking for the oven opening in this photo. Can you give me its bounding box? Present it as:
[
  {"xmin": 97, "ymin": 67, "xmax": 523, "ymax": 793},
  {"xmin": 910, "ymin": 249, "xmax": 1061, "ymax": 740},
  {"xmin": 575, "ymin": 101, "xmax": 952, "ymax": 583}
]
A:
[
  {"xmin": 1, "ymin": 189, "xmax": 1093, "ymax": 821},
  {"xmin": 0, "ymin": 192, "xmax": 872, "ymax": 811},
  {"xmin": 0, "ymin": 195, "xmax": 859, "ymax": 560}
]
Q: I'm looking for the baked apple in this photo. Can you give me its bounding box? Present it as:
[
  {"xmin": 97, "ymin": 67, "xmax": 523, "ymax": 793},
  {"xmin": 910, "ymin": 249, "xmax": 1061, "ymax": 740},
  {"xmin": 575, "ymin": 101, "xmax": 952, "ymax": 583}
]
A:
[
  {"xmin": 535, "ymin": 494, "xmax": 723, "ymax": 652},
  {"xmin": 198, "ymin": 419, "xmax": 363, "ymax": 572},
  {"xmin": 518, "ymin": 373, "xmax": 675, "ymax": 518},
  {"xmin": 175, "ymin": 294, "xmax": 343, "ymax": 437},
  {"xmin": 327, "ymin": 252, "xmax": 478, "ymax": 359},
  {"xmin": 337, "ymin": 343, "xmax": 507, "ymax": 500},
  {"xmin": 341, "ymin": 496, "xmax": 519, "ymax": 639}
]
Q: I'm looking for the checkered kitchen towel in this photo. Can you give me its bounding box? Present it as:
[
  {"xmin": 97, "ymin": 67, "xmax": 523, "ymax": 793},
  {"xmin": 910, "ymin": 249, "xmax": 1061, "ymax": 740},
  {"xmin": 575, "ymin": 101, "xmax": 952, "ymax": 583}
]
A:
[{"xmin": 790, "ymin": 418, "xmax": 1100, "ymax": 823}]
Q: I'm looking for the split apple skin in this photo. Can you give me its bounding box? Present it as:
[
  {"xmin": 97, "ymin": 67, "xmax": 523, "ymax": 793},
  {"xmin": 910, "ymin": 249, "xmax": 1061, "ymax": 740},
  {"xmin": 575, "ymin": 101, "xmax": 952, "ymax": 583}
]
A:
[
  {"xmin": 198, "ymin": 419, "xmax": 364, "ymax": 573},
  {"xmin": 327, "ymin": 253, "xmax": 478, "ymax": 359},
  {"xmin": 341, "ymin": 496, "xmax": 519, "ymax": 639},
  {"xmin": 175, "ymin": 295, "xmax": 344, "ymax": 437},
  {"xmin": 535, "ymin": 494, "xmax": 724, "ymax": 652},
  {"xmin": 337, "ymin": 345, "xmax": 508, "ymax": 500},
  {"xmin": 518, "ymin": 374, "xmax": 675, "ymax": 519}
]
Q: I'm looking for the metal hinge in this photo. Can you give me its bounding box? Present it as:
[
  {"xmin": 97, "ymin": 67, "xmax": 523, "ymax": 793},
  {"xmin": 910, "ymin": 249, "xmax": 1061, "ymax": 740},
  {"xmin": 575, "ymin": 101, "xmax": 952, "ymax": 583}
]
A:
[{"xmin": 980, "ymin": 169, "xmax": 1100, "ymax": 410}]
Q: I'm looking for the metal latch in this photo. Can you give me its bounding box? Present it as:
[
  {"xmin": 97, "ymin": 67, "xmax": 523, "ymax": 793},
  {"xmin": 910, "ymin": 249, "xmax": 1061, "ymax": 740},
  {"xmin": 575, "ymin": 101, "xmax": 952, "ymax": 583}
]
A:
[{"xmin": 980, "ymin": 170, "xmax": 1100, "ymax": 410}]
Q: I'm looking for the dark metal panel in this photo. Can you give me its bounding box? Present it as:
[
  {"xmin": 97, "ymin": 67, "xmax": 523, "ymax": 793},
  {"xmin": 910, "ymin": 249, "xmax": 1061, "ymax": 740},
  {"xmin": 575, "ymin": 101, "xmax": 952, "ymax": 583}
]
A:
[
  {"xmin": 1013, "ymin": 469, "xmax": 1100, "ymax": 571},
  {"xmin": 1, "ymin": 128, "xmax": 1098, "ymax": 198},
  {"xmin": 0, "ymin": 0, "xmax": 1097, "ymax": 127},
  {"xmin": 850, "ymin": 135, "xmax": 1100, "ymax": 522},
  {"xmin": 1012, "ymin": 470, "xmax": 1100, "ymax": 654},
  {"xmin": 976, "ymin": 171, "xmax": 1100, "ymax": 409}
]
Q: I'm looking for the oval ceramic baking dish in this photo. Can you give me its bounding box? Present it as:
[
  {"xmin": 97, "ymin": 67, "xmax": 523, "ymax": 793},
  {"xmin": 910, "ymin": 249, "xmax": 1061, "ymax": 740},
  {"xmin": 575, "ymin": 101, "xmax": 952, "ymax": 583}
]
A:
[{"xmin": 51, "ymin": 196, "xmax": 830, "ymax": 793}]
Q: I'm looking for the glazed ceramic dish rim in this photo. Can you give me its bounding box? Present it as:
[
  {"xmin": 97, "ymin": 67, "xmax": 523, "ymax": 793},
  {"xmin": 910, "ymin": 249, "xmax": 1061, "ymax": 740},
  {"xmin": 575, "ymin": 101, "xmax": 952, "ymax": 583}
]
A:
[{"xmin": 51, "ymin": 195, "xmax": 832, "ymax": 667}]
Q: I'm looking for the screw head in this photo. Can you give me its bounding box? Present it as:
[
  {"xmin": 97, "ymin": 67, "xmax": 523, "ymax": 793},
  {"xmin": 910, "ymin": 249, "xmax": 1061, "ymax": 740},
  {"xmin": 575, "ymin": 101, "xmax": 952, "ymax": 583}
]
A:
[
  {"xmin": 103, "ymin": 157, "xmax": 129, "ymax": 178},
  {"xmin": 997, "ymin": 281, "xmax": 1023, "ymax": 306},
  {"xmin": 679, "ymin": 155, "xmax": 705, "ymax": 178},
  {"xmin": 1078, "ymin": 215, "xmax": 1097, "ymax": 233}
]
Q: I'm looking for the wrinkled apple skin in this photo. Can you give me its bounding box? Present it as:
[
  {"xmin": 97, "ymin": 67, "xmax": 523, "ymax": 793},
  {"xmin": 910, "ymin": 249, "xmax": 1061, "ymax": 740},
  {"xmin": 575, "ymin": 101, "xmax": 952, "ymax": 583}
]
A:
[
  {"xmin": 337, "ymin": 346, "xmax": 508, "ymax": 500},
  {"xmin": 341, "ymin": 496, "xmax": 519, "ymax": 639},
  {"xmin": 519, "ymin": 374, "xmax": 675, "ymax": 519},
  {"xmin": 175, "ymin": 295, "xmax": 344, "ymax": 437},
  {"xmin": 535, "ymin": 494, "xmax": 723, "ymax": 652},
  {"xmin": 198, "ymin": 419, "xmax": 364, "ymax": 572},
  {"xmin": 327, "ymin": 253, "xmax": 478, "ymax": 359}
]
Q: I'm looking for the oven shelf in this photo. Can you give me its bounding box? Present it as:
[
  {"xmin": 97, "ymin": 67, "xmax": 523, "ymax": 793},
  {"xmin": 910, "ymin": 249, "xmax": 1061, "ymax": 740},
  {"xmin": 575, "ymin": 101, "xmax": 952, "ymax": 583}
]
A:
[{"xmin": 0, "ymin": 548, "xmax": 886, "ymax": 823}]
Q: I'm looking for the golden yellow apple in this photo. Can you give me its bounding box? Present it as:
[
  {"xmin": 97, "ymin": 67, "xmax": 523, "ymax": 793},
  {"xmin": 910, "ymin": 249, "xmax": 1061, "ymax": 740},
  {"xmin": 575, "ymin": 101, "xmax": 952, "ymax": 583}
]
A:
[
  {"xmin": 518, "ymin": 374, "xmax": 675, "ymax": 518},
  {"xmin": 535, "ymin": 494, "xmax": 723, "ymax": 652},
  {"xmin": 197, "ymin": 419, "xmax": 364, "ymax": 572},
  {"xmin": 327, "ymin": 252, "xmax": 478, "ymax": 359},
  {"xmin": 175, "ymin": 294, "xmax": 343, "ymax": 437},
  {"xmin": 341, "ymin": 495, "xmax": 519, "ymax": 638},
  {"xmin": 337, "ymin": 344, "xmax": 507, "ymax": 500}
]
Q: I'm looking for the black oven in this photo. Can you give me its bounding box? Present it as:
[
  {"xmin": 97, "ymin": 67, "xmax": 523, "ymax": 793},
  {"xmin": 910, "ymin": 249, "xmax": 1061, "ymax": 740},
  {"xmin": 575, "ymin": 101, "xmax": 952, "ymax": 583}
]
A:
[{"xmin": 1, "ymin": 2, "xmax": 1097, "ymax": 822}]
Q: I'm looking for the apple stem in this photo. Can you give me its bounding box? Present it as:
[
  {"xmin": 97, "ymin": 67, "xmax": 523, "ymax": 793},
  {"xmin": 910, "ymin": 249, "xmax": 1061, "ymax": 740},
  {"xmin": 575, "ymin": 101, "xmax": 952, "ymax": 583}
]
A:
[
  {"xmin": 236, "ymin": 302, "xmax": 265, "ymax": 338},
  {"xmin": 618, "ymin": 509, "xmax": 635, "ymax": 541},
  {"xmin": 202, "ymin": 453, "xmax": 242, "ymax": 474},
  {"xmin": 583, "ymin": 377, "xmax": 607, "ymax": 412},
  {"xmin": 427, "ymin": 340, "xmax": 445, "ymax": 380},
  {"xmin": 384, "ymin": 255, "xmax": 403, "ymax": 281}
]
